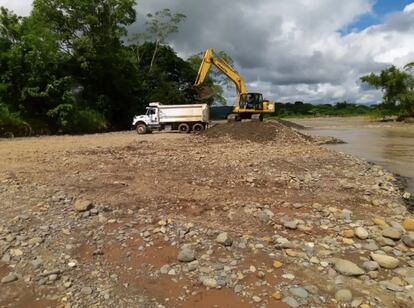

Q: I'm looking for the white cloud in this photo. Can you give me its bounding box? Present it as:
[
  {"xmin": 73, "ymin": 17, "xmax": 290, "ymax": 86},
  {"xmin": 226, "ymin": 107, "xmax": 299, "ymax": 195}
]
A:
[
  {"xmin": 0, "ymin": 0, "xmax": 31, "ymax": 16},
  {"xmin": 404, "ymin": 2, "xmax": 414, "ymax": 13},
  {"xmin": 1, "ymin": 0, "xmax": 414, "ymax": 104},
  {"xmin": 129, "ymin": 0, "xmax": 414, "ymax": 104}
]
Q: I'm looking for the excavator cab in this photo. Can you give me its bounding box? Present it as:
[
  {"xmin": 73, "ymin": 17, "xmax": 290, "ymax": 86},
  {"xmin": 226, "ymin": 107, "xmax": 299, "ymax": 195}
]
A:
[{"xmin": 239, "ymin": 93, "xmax": 264, "ymax": 110}]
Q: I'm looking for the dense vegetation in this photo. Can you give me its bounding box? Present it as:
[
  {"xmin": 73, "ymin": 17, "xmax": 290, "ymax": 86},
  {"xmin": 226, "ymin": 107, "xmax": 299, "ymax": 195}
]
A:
[
  {"xmin": 274, "ymin": 101, "xmax": 374, "ymax": 118},
  {"xmin": 0, "ymin": 0, "xmax": 208, "ymax": 136}
]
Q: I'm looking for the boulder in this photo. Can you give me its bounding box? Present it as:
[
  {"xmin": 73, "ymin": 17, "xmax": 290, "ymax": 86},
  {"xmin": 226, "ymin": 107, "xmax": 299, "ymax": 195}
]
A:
[
  {"xmin": 333, "ymin": 259, "xmax": 364, "ymax": 276},
  {"xmin": 402, "ymin": 232, "xmax": 414, "ymax": 248},
  {"xmin": 215, "ymin": 232, "xmax": 233, "ymax": 246},
  {"xmin": 370, "ymin": 253, "xmax": 400, "ymax": 269},
  {"xmin": 402, "ymin": 218, "xmax": 414, "ymax": 231},
  {"xmin": 335, "ymin": 289, "xmax": 353, "ymax": 302},
  {"xmin": 178, "ymin": 246, "xmax": 196, "ymax": 262},
  {"xmin": 355, "ymin": 227, "xmax": 369, "ymax": 240},
  {"xmin": 382, "ymin": 227, "xmax": 402, "ymax": 240},
  {"xmin": 74, "ymin": 200, "xmax": 93, "ymax": 212}
]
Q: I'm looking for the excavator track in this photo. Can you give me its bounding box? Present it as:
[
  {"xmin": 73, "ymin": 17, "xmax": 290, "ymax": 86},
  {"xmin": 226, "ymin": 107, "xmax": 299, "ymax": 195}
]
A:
[
  {"xmin": 227, "ymin": 114, "xmax": 241, "ymax": 122},
  {"xmin": 251, "ymin": 114, "xmax": 264, "ymax": 122}
]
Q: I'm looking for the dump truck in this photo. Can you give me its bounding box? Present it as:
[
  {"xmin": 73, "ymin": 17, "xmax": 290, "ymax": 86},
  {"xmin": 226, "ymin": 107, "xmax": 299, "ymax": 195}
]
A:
[{"xmin": 132, "ymin": 102, "xmax": 209, "ymax": 134}]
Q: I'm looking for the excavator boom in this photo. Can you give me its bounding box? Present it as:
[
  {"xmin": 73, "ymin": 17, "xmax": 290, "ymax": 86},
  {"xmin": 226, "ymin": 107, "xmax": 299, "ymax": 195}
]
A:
[
  {"xmin": 194, "ymin": 48, "xmax": 275, "ymax": 121},
  {"xmin": 195, "ymin": 49, "xmax": 247, "ymax": 95}
]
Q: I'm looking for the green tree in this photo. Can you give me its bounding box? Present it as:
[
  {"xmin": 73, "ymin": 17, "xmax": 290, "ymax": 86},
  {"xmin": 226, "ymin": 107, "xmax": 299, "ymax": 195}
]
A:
[
  {"xmin": 0, "ymin": 7, "xmax": 74, "ymax": 130},
  {"xmin": 31, "ymin": 0, "xmax": 139, "ymax": 129},
  {"xmin": 361, "ymin": 65, "xmax": 414, "ymax": 117},
  {"xmin": 134, "ymin": 42, "xmax": 197, "ymax": 107},
  {"xmin": 136, "ymin": 8, "xmax": 186, "ymax": 72}
]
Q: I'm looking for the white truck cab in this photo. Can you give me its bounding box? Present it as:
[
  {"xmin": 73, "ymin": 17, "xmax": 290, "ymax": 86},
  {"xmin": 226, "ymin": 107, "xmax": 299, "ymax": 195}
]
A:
[{"xmin": 132, "ymin": 102, "xmax": 209, "ymax": 134}]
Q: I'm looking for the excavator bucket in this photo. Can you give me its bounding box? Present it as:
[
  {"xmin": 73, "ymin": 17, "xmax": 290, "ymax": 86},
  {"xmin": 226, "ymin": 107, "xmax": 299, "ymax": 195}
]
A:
[{"xmin": 193, "ymin": 85, "xmax": 214, "ymax": 101}]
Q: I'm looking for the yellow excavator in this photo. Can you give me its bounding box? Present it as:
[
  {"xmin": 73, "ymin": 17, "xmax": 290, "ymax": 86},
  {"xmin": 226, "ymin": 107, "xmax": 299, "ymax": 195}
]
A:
[{"xmin": 195, "ymin": 48, "xmax": 275, "ymax": 122}]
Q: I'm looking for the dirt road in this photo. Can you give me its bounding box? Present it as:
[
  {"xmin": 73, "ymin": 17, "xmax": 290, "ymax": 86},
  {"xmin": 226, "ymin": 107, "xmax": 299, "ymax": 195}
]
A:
[{"xmin": 0, "ymin": 122, "xmax": 413, "ymax": 307}]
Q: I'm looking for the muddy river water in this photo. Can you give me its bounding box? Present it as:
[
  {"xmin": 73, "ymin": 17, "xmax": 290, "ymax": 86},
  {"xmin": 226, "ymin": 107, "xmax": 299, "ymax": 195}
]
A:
[{"xmin": 291, "ymin": 117, "xmax": 414, "ymax": 195}]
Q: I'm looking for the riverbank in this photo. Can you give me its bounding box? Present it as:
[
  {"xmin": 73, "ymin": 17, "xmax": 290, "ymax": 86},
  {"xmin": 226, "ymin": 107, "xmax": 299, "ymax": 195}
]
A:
[
  {"xmin": 0, "ymin": 122, "xmax": 414, "ymax": 307},
  {"xmin": 290, "ymin": 116, "xmax": 414, "ymax": 197}
]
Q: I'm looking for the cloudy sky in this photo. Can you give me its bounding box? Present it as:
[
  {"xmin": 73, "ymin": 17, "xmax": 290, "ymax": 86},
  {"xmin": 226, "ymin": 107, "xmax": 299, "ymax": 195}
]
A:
[{"xmin": 2, "ymin": 0, "xmax": 414, "ymax": 104}]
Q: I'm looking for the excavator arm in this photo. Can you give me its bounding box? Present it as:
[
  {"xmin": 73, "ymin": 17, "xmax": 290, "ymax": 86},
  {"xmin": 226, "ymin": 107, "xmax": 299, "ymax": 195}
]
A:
[
  {"xmin": 194, "ymin": 48, "xmax": 275, "ymax": 121},
  {"xmin": 195, "ymin": 49, "xmax": 247, "ymax": 96}
]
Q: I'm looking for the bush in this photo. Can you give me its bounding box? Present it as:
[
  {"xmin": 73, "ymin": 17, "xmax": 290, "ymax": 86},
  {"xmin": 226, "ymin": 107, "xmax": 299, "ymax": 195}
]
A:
[
  {"xmin": 0, "ymin": 103, "xmax": 31, "ymax": 137},
  {"xmin": 47, "ymin": 104, "xmax": 107, "ymax": 134}
]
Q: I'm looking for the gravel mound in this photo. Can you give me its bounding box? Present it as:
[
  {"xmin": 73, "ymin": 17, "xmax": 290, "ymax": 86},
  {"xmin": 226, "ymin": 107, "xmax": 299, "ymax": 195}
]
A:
[{"xmin": 203, "ymin": 120, "xmax": 314, "ymax": 144}]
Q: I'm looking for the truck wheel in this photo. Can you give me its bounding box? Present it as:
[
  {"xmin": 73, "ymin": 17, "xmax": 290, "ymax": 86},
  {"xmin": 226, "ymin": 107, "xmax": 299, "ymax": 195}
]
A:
[
  {"xmin": 192, "ymin": 123, "xmax": 205, "ymax": 133},
  {"xmin": 136, "ymin": 124, "xmax": 148, "ymax": 135},
  {"xmin": 178, "ymin": 123, "xmax": 190, "ymax": 133}
]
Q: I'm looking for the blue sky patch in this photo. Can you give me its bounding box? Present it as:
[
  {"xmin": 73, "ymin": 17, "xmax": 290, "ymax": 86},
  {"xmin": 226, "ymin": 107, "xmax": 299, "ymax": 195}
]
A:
[{"xmin": 340, "ymin": 0, "xmax": 413, "ymax": 34}]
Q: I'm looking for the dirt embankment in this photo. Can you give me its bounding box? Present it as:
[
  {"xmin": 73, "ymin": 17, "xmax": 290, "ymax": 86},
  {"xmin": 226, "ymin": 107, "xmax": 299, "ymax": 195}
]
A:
[{"xmin": 0, "ymin": 121, "xmax": 413, "ymax": 308}]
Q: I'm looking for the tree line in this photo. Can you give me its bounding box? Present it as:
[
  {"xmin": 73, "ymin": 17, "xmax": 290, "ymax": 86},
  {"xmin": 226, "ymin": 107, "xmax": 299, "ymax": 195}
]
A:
[
  {"xmin": 274, "ymin": 101, "xmax": 374, "ymax": 118},
  {"xmin": 0, "ymin": 0, "xmax": 225, "ymax": 136}
]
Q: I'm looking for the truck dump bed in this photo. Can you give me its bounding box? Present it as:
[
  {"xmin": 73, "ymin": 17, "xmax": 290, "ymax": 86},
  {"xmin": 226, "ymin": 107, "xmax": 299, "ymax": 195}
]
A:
[{"xmin": 150, "ymin": 103, "xmax": 209, "ymax": 124}]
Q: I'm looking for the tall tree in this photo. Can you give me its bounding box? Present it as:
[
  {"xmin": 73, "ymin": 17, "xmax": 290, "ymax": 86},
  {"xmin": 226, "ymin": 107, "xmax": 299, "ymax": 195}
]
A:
[
  {"xmin": 139, "ymin": 9, "xmax": 186, "ymax": 72},
  {"xmin": 31, "ymin": 0, "xmax": 139, "ymax": 128},
  {"xmin": 361, "ymin": 65, "xmax": 414, "ymax": 117}
]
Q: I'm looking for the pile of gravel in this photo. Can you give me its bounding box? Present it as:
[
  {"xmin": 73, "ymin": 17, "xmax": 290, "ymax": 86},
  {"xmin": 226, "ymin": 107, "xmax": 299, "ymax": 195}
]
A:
[{"xmin": 203, "ymin": 120, "xmax": 314, "ymax": 144}]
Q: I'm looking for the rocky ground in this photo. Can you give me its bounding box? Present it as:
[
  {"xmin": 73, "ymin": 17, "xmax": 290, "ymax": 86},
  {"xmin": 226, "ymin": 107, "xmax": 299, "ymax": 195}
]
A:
[{"xmin": 0, "ymin": 121, "xmax": 413, "ymax": 308}]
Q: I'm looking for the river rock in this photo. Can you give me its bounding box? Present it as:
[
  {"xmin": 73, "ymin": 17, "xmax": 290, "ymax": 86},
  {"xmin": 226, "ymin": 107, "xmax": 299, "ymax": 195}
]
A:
[
  {"xmin": 335, "ymin": 289, "xmax": 353, "ymax": 302},
  {"xmin": 289, "ymin": 287, "xmax": 309, "ymax": 298},
  {"xmin": 370, "ymin": 253, "xmax": 400, "ymax": 269},
  {"xmin": 283, "ymin": 296, "xmax": 300, "ymax": 308},
  {"xmin": 1, "ymin": 253, "xmax": 10, "ymax": 263},
  {"xmin": 216, "ymin": 232, "xmax": 233, "ymax": 246},
  {"xmin": 1, "ymin": 273, "xmax": 18, "ymax": 284},
  {"xmin": 202, "ymin": 278, "xmax": 217, "ymax": 288},
  {"xmin": 178, "ymin": 246, "xmax": 196, "ymax": 262},
  {"xmin": 382, "ymin": 227, "xmax": 402, "ymax": 240},
  {"xmin": 257, "ymin": 211, "xmax": 271, "ymax": 223},
  {"xmin": 28, "ymin": 237, "xmax": 44, "ymax": 245},
  {"xmin": 355, "ymin": 227, "xmax": 369, "ymax": 240},
  {"xmin": 363, "ymin": 240, "xmax": 379, "ymax": 251},
  {"xmin": 402, "ymin": 232, "xmax": 414, "ymax": 248},
  {"xmin": 74, "ymin": 200, "xmax": 93, "ymax": 212},
  {"xmin": 403, "ymin": 218, "xmax": 414, "ymax": 231},
  {"xmin": 373, "ymin": 217, "xmax": 387, "ymax": 226},
  {"xmin": 342, "ymin": 229, "xmax": 355, "ymax": 238},
  {"xmin": 341, "ymin": 209, "xmax": 352, "ymax": 220},
  {"xmin": 380, "ymin": 281, "xmax": 404, "ymax": 292},
  {"xmin": 10, "ymin": 249, "xmax": 23, "ymax": 257},
  {"xmin": 333, "ymin": 259, "xmax": 364, "ymax": 276},
  {"xmin": 284, "ymin": 221, "xmax": 298, "ymax": 230},
  {"xmin": 81, "ymin": 286, "xmax": 93, "ymax": 295},
  {"xmin": 363, "ymin": 261, "xmax": 379, "ymax": 272},
  {"xmin": 252, "ymin": 296, "xmax": 262, "ymax": 303}
]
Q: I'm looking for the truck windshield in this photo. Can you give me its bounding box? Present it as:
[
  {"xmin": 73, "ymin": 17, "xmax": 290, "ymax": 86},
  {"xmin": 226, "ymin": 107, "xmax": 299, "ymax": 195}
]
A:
[{"xmin": 146, "ymin": 108, "xmax": 156, "ymax": 116}]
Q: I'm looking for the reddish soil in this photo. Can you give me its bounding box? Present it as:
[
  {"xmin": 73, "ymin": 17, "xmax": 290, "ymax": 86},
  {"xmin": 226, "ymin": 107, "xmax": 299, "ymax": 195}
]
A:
[{"xmin": 0, "ymin": 123, "xmax": 409, "ymax": 307}]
